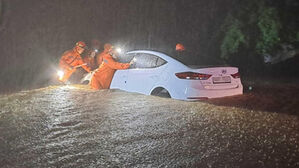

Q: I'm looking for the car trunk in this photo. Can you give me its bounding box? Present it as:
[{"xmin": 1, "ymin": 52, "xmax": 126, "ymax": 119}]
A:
[{"xmin": 191, "ymin": 67, "xmax": 240, "ymax": 90}]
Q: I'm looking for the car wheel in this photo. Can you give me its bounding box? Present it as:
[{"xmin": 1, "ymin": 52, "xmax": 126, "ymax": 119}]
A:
[{"xmin": 151, "ymin": 87, "xmax": 171, "ymax": 98}]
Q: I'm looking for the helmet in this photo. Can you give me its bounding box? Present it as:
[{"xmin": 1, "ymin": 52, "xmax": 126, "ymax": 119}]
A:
[
  {"xmin": 76, "ymin": 41, "xmax": 87, "ymax": 49},
  {"xmin": 176, "ymin": 43, "xmax": 185, "ymax": 51},
  {"xmin": 104, "ymin": 43, "xmax": 113, "ymax": 51}
]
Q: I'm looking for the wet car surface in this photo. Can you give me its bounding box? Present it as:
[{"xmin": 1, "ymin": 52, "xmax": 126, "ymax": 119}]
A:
[{"xmin": 0, "ymin": 85, "xmax": 299, "ymax": 167}]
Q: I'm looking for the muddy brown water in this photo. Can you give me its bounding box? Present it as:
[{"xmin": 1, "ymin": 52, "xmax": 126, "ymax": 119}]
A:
[{"xmin": 0, "ymin": 85, "xmax": 299, "ymax": 167}]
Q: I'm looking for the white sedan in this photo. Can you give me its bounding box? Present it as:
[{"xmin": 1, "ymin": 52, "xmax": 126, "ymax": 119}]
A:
[{"xmin": 86, "ymin": 50, "xmax": 243, "ymax": 100}]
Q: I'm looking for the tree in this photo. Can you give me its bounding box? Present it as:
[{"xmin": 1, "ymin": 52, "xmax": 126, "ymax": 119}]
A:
[
  {"xmin": 220, "ymin": 15, "xmax": 245, "ymax": 60},
  {"xmin": 219, "ymin": 0, "xmax": 282, "ymax": 65},
  {"xmin": 256, "ymin": 7, "xmax": 281, "ymax": 54}
]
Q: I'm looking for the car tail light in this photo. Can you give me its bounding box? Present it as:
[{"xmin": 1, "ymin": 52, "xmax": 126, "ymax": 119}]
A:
[
  {"xmin": 175, "ymin": 72, "xmax": 212, "ymax": 80},
  {"xmin": 231, "ymin": 72, "xmax": 240, "ymax": 78}
]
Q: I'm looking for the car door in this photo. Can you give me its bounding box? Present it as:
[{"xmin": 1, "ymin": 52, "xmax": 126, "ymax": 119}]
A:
[
  {"xmin": 126, "ymin": 53, "xmax": 167, "ymax": 95},
  {"xmin": 110, "ymin": 53, "xmax": 136, "ymax": 90}
]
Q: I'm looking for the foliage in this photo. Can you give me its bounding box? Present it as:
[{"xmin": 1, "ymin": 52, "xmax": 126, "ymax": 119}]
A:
[
  {"xmin": 220, "ymin": 16, "xmax": 245, "ymax": 60},
  {"xmin": 219, "ymin": 0, "xmax": 284, "ymax": 64},
  {"xmin": 256, "ymin": 7, "xmax": 281, "ymax": 54}
]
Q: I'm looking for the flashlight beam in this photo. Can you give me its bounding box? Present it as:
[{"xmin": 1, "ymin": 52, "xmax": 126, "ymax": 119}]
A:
[{"xmin": 116, "ymin": 48, "xmax": 122, "ymax": 54}]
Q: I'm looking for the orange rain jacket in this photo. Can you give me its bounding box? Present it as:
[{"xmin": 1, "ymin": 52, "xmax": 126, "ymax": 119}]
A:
[
  {"xmin": 90, "ymin": 53, "xmax": 130, "ymax": 90},
  {"xmin": 96, "ymin": 50, "xmax": 106, "ymax": 66},
  {"xmin": 59, "ymin": 48, "xmax": 91, "ymax": 82}
]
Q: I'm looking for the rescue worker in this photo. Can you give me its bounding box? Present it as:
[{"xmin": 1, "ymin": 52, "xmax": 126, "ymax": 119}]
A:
[
  {"xmin": 83, "ymin": 39, "xmax": 101, "ymax": 70},
  {"xmin": 176, "ymin": 43, "xmax": 185, "ymax": 51},
  {"xmin": 96, "ymin": 43, "xmax": 113, "ymax": 67},
  {"xmin": 175, "ymin": 42, "xmax": 198, "ymax": 64},
  {"xmin": 175, "ymin": 43, "xmax": 187, "ymax": 63},
  {"xmin": 59, "ymin": 41, "xmax": 91, "ymax": 83},
  {"xmin": 90, "ymin": 44, "xmax": 133, "ymax": 90}
]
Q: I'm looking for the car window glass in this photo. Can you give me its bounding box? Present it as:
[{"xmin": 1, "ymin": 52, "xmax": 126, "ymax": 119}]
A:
[
  {"xmin": 156, "ymin": 57, "xmax": 166, "ymax": 67},
  {"xmin": 131, "ymin": 53, "xmax": 166, "ymax": 69},
  {"xmin": 117, "ymin": 53, "xmax": 136, "ymax": 63}
]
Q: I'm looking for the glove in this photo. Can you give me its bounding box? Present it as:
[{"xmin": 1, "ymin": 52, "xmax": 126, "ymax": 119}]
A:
[{"xmin": 129, "ymin": 58, "xmax": 135, "ymax": 65}]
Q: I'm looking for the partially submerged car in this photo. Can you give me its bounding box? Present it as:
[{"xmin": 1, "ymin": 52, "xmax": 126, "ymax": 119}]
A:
[{"xmin": 83, "ymin": 50, "xmax": 243, "ymax": 100}]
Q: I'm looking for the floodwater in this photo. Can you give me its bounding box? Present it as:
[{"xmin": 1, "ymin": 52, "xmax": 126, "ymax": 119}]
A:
[{"xmin": 0, "ymin": 85, "xmax": 299, "ymax": 168}]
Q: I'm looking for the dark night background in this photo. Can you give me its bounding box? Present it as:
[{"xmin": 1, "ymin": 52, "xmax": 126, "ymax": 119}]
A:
[{"xmin": 0, "ymin": 0, "xmax": 298, "ymax": 93}]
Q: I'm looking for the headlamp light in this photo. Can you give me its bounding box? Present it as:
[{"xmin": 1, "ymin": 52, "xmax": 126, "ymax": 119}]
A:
[
  {"xmin": 57, "ymin": 70, "xmax": 64, "ymax": 80},
  {"xmin": 116, "ymin": 48, "xmax": 122, "ymax": 54}
]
